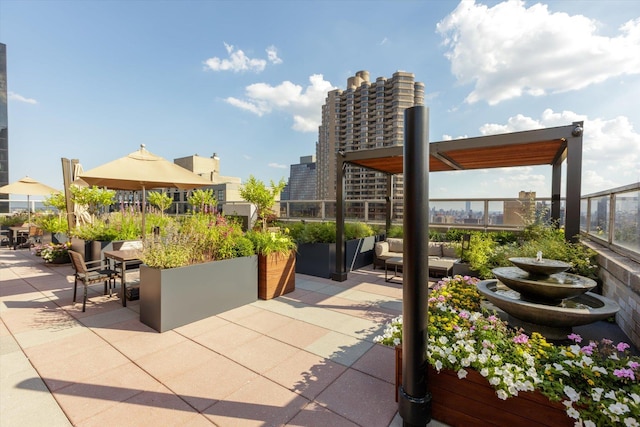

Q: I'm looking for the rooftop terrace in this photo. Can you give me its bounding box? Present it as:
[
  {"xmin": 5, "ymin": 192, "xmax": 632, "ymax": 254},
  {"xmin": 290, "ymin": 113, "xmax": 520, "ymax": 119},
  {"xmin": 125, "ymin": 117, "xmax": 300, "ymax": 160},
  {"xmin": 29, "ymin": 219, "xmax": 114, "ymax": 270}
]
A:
[{"xmin": 3, "ymin": 247, "xmax": 637, "ymax": 426}]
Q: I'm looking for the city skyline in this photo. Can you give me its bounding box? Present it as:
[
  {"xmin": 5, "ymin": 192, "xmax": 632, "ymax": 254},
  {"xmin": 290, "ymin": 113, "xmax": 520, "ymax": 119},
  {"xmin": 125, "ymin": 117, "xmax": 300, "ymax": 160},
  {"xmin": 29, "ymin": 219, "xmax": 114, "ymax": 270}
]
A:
[{"xmin": 1, "ymin": 0, "xmax": 639, "ymax": 201}]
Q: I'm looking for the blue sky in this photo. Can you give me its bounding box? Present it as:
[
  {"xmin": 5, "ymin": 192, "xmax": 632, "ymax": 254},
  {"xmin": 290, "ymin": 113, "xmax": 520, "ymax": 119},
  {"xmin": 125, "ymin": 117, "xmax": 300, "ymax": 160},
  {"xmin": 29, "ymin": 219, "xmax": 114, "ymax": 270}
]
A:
[{"xmin": 2, "ymin": 0, "xmax": 639, "ymax": 201}]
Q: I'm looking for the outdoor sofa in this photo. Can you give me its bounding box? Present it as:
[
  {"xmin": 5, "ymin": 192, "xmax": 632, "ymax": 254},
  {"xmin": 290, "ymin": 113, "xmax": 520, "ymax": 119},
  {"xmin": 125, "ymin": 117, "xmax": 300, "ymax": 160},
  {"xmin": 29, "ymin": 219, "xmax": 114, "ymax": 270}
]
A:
[{"xmin": 373, "ymin": 237, "xmax": 458, "ymax": 277}]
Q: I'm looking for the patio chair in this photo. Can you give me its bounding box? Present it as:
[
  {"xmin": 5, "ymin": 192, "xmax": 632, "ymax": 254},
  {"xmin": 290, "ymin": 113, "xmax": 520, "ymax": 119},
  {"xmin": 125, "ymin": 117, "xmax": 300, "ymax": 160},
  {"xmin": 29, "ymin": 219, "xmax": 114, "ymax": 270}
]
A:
[
  {"xmin": 68, "ymin": 250, "xmax": 118, "ymax": 312},
  {"xmin": 27, "ymin": 226, "xmax": 43, "ymax": 245}
]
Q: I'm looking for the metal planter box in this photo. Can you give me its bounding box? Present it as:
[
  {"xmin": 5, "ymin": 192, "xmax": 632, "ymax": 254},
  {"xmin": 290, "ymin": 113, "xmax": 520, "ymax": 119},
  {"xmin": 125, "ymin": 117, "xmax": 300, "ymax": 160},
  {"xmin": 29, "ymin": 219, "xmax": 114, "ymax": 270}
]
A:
[
  {"xmin": 140, "ymin": 255, "xmax": 258, "ymax": 333},
  {"xmin": 295, "ymin": 236, "xmax": 377, "ymax": 278}
]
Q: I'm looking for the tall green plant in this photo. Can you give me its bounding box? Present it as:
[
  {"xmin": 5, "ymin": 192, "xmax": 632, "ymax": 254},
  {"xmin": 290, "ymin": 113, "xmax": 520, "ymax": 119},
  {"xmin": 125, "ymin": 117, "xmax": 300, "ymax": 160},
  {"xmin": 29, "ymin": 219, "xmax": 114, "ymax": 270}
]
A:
[
  {"xmin": 239, "ymin": 175, "xmax": 286, "ymax": 232},
  {"xmin": 70, "ymin": 186, "xmax": 115, "ymax": 222},
  {"xmin": 147, "ymin": 191, "xmax": 173, "ymax": 216},
  {"xmin": 187, "ymin": 189, "xmax": 216, "ymax": 213}
]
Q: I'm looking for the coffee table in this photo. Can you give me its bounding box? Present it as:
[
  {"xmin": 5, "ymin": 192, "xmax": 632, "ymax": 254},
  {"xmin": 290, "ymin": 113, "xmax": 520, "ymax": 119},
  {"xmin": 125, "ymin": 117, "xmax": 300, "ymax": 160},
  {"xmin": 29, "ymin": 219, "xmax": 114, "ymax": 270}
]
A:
[{"xmin": 385, "ymin": 257, "xmax": 403, "ymax": 282}]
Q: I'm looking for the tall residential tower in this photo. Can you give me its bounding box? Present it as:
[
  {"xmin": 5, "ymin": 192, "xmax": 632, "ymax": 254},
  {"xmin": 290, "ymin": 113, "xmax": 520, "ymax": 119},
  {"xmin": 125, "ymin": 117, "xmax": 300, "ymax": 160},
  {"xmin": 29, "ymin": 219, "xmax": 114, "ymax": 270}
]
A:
[
  {"xmin": 316, "ymin": 71, "xmax": 424, "ymax": 215},
  {"xmin": 0, "ymin": 43, "xmax": 8, "ymax": 212}
]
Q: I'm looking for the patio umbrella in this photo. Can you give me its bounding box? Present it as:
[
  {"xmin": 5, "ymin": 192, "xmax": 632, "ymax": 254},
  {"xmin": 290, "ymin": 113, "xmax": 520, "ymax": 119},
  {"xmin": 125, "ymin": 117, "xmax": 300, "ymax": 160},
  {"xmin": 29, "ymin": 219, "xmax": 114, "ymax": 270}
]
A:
[
  {"xmin": 0, "ymin": 176, "xmax": 60, "ymax": 223},
  {"xmin": 78, "ymin": 144, "xmax": 212, "ymax": 236}
]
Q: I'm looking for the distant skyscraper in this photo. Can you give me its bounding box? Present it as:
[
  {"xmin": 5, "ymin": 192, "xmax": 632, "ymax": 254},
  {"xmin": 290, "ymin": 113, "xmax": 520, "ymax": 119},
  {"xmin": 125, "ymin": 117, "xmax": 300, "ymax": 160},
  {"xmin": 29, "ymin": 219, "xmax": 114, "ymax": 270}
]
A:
[
  {"xmin": 316, "ymin": 70, "xmax": 424, "ymax": 215},
  {"xmin": 287, "ymin": 155, "xmax": 316, "ymax": 200},
  {"xmin": 504, "ymin": 191, "xmax": 536, "ymax": 226},
  {"xmin": 0, "ymin": 43, "xmax": 8, "ymax": 213}
]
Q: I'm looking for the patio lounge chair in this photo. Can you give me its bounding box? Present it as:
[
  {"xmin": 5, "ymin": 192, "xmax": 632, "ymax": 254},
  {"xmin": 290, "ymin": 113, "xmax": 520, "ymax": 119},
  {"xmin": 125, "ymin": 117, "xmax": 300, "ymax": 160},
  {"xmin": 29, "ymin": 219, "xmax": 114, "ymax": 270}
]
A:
[{"xmin": 68, "ymin": 250, "xmax": 118, "ymax": 312}]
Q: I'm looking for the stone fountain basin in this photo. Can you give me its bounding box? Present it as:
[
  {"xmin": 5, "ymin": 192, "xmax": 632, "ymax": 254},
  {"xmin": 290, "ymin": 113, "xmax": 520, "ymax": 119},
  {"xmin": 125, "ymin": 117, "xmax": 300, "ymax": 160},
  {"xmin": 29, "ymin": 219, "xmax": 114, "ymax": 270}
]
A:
[
  {"xmin": 508, "ymin": 257, "xmax": 572, "ymax": 276},
  {"xmin": 477, "ymin": 280, "xmax": 620, "ymax": 328},
  {"xmin": 493, "ymin": 267, "xmax": 596, "ymax": 302}
]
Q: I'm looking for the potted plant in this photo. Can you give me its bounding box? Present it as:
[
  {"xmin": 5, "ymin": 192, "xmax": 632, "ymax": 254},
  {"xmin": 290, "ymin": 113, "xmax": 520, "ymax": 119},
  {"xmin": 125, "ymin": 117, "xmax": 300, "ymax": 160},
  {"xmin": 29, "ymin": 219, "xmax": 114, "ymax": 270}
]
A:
[
  {"xmin": 246, "ymin": 229, "xmax": 296, "ymax": 299},
  {"xmin": 374, "ymin": 276, "xmax": 640, "ymax": 426},
  {"xmin": 39, "ymin": 241, "xmax": 72, "ymax": 264},
  {"xmin": 138, "ymin": 213, "xmax": 257, "ymax": 332},
  {"xmin": 240, "ymin": 176, "xmax": 297, "ymax": 299},
  {"xmin": 69, "ymin": 186, "xmax": 119, "ymax": 260},
  {"xmin": 287, "ymin": 221, "xmax": 379, "ymax": 278},
  {"xmin": 36, "ymin": 192, "xmax": 70, "ymax": 243}
]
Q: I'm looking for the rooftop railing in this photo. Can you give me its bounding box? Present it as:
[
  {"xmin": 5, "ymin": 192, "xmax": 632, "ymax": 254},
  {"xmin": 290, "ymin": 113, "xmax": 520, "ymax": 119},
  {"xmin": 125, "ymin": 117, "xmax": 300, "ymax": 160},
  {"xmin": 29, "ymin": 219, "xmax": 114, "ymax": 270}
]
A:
[
  {"xmin": 580, "ymin": 182, "xmax": 640, "ymax": 263},
  {"xmin": 2, "ymin": 183, "xmax": 638, "ymax": 262}
]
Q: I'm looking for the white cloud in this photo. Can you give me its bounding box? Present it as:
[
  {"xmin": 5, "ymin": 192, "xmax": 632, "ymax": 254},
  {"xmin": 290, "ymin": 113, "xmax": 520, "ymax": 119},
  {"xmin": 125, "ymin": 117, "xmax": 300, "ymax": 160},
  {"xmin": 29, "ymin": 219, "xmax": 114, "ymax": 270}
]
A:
[
  {"xmin": 268, "ymin": 162, "xmax": 287, "ymax": 169},
  {"xmin": 478, "ymin": 108, "xmax": 640, "ymax": 193},
  {"xmin": 225, "ymin": 74, "xmax": 336, "ymax": 132},
  {"xmin": 203, "ymin": 42, "xmax": 271, "ymax": 73},
  {"xmin": 8, "ymin": 92, "xmax": 38, "ymax": 104},
  {"xmin": 266, "ymin": 46, "xmax": 282, "ymax": 64},
  {"xmin": 437, "ymin": 0, "xmax": 640, "ymax": 104}
]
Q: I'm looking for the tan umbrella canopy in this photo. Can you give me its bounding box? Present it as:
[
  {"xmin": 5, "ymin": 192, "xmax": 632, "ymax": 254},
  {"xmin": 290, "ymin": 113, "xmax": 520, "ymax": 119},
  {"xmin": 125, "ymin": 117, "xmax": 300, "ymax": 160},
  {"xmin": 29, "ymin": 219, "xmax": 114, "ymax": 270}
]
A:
[
  {"xmin": 79, "ymin": 144, "xmax": 212, "ymax": 235},
  {"xmin": 0, "ymin": 176, "xmax": 60, "ymax": 223}
]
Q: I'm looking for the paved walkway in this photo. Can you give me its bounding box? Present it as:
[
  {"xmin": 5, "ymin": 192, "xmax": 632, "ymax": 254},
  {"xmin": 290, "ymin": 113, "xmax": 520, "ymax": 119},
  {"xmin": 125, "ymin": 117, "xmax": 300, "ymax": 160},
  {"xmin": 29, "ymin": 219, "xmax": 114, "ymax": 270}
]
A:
[{"xmin": 1, "ymin": 248, "xmax": 447, "ymax": 427}]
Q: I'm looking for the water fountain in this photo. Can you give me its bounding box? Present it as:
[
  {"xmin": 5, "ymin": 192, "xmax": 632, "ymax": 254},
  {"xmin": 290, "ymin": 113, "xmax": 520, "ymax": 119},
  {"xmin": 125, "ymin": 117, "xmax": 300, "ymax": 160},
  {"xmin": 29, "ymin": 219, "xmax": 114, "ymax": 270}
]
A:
[{"xmin": 477, "ymin": 254, "xmax": 620, "ymax": 340}]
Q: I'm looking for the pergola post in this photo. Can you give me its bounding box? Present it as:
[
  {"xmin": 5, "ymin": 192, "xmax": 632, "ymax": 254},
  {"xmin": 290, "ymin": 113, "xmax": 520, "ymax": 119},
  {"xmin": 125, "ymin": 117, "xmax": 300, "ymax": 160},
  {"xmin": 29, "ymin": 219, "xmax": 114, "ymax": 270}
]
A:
[
  {"xmin": 386, "ymin": 174, "xmax": 392, "ymax": 234},
  {"xmin": 398, "ymin": 106, "xmax": 431, "ymax": 427},
  {"xmin": 565, "ymin": 122, "xmax": 583, "ymax": 242},
  {"xmin": 551, "ymin": 160, "xmax": 561, "ymax": 225},
  {"xmin": 332, "ymin": 153, "xmax": 348, "ymax": 282}
]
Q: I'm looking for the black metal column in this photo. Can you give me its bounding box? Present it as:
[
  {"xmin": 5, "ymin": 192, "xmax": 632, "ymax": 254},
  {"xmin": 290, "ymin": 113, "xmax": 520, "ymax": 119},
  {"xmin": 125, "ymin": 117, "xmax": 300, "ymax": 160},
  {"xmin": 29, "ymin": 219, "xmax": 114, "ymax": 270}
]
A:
[
  {"xmin": 551, "ymin": 159, "xmax": 561, "ymax": 226},
  {"xmin": 565, "ymin": 122, "xmax": 583, "ymax": 242},
  {"xmin": 332, "ymin": 155, "xmax": 348, "ymax": 281},
  {"xmin": 398, "ymin": 106, "xmax": 431, "ymax": 426},
  {"xmin": 386, "ymin": 174, "xmax": 392, "ymax": 234}
]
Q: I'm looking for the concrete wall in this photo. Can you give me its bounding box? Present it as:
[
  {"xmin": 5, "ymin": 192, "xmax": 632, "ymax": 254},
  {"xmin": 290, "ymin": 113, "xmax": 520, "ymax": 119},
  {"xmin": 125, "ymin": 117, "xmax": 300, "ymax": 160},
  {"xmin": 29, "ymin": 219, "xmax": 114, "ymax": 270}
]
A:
[{"xmin": 585, "ymin": 240, "xmax": 640, "ymax": 349}]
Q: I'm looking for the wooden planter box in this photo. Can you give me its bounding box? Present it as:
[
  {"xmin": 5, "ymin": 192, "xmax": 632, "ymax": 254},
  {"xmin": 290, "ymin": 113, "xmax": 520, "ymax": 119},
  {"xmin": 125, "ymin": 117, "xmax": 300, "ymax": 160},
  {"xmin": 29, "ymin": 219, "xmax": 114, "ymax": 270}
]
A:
[
  {"xmin": 395, "ymin": 346, "xmax": 572, "ymax": 427},
  {"xmin": 258, "ymin": 252, "xmax": 296, "ymax": 300},
  {"xmin": 140, "ymin": 256, "xmax": 258, "ymax": 333},
  {"xmin": 295, "ymin": 236, "xmax": 378, "ymax": 278}
]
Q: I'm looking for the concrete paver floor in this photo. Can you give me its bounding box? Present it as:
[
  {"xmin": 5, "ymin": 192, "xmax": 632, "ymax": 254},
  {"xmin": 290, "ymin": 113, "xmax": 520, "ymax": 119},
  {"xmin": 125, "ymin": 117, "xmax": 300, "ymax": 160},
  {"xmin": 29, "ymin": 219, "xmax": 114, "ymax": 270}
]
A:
[{"xmin": 1, "ymin": 248, "xmax": 448, "ymax": 427}]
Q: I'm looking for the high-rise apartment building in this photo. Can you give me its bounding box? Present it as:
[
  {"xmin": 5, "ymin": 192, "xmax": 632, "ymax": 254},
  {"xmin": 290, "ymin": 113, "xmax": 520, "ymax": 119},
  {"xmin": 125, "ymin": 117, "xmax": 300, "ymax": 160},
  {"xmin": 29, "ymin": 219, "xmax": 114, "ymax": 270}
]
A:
[
  {"xmin": 0, "ymin": 43, "xmax": 8, "ymax": 213},
  {"xmin": 316, "ymin": 70, "xmax": 424, "ymax": 212},
  {"xmin": 287, "ymin": 155, "xmax": 316, "ymax": 200}
]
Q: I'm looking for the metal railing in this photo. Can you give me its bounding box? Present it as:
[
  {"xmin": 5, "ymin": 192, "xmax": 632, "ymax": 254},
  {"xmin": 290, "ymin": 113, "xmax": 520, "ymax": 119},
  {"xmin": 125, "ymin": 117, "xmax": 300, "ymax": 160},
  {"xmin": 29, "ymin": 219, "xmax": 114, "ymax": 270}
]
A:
[
  {"xmin": 275, "ymin": 197, "xmax": 565, "ymax": 232},
  {"xmin": 3, "ymin": 184, "xmax": 638, "ymax": 262},
  {"xmin": 580, "ymin": 182, "xmax": 640, "ymax": 262}
]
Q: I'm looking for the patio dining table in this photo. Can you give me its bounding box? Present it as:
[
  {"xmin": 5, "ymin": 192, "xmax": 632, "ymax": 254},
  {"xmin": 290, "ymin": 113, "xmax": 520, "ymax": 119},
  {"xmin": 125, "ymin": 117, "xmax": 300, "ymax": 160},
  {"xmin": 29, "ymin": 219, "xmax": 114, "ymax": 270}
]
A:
[{"xmin": 103, "ymin": 249, "xmax": 142, "ymax": 307}]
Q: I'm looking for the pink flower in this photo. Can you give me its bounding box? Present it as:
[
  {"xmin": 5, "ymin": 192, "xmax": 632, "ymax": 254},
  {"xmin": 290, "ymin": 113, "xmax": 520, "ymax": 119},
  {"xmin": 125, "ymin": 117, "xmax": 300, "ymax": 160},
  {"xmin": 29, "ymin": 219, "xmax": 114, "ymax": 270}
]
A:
[
  {"xmin": 581, "ymin": 345, "xmax": 594, "ymax": 356},
  {"xmin": 616, "ymin": 342, "xmax": 630, "ymax": 352},
  {"xmin": 567, "ymin": 333, "xmax": 582, "ymax": 343},
  {"xmin": 513, "ymin": 333, "xmax": 529, "ymax": 344},
  {"xmin": 628, "ymin": 361, "xmax": 639, "ymax": 370},
  {"xmin": 613, "ymin": 368, "xmax": 635, "ymax": 380}
]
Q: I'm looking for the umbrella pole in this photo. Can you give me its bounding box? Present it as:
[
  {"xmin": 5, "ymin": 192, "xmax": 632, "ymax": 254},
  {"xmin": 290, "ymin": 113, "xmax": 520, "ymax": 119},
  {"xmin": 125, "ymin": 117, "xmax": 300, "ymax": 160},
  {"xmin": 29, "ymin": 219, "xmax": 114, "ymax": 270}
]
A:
[
  {"xmin": 27, "ymin": 195, "xmax": 31, "ymax": 224},
  {"xmin": 142, "ymin": 186, "xmax": 146, "ymax": 240}
]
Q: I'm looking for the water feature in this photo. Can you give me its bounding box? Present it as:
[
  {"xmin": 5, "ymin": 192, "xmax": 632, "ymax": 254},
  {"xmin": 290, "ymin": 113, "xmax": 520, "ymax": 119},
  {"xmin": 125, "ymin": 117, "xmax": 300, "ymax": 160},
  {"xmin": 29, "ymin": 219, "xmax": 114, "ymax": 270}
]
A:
[{"xmin": 477, "ymin": 256, "xmax": 620, "ymax": 340}]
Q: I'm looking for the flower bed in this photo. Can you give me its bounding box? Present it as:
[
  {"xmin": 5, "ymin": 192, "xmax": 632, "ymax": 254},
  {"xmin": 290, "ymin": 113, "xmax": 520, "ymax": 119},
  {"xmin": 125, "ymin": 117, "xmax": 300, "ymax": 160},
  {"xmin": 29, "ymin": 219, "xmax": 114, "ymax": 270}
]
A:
[
  {"xmin": 38, "ymin": 242, "xmax": 71, "ymax": 264},
  {"xmin": 375, "ymin": 276, "xmax": 640, "ymax": 426}
]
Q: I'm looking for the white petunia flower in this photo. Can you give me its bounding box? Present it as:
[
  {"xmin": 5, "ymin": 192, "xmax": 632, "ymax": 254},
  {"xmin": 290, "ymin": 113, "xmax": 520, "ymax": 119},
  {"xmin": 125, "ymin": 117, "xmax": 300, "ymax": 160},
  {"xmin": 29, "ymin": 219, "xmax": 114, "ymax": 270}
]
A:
[
  {"xmin": 609, "ymin": 402, "xmax": 630, "ymax": 415},
  {"xmin": 457, "ymin": 369, "xmax": 468, "ymax": 379},
  {"xmin": 563, "ymin": 385, "xmax": 580, "ymax": 402}
]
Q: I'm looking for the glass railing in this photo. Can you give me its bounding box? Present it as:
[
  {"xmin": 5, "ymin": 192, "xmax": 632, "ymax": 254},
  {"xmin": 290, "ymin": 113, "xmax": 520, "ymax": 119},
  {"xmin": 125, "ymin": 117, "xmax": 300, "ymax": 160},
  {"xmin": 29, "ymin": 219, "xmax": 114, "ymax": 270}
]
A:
[
  {"xmin": 2, "ymin": 183, "xmax": 637, "ymax": 262},
  {"xmin": 580, "ymin": 182, "xmax": 640, "ymax": 262},
  {"xmin": 275, "ymin": 197, "xmax": 564, "ymax": 231}
]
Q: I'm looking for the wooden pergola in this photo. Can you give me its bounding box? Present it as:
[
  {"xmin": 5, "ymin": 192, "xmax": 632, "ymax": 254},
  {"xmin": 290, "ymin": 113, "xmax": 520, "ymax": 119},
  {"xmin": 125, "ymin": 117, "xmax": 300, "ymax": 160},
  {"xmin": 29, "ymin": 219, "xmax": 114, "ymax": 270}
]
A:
[{"xmin": 333, "ymin": 120, "xmax": 585, "ymax": 282}]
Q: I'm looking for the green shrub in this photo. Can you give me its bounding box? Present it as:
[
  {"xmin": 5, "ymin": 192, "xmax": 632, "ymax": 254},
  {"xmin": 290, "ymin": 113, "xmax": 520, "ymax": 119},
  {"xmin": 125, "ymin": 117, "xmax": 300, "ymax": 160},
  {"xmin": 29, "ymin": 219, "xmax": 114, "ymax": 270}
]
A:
[
  {"xmin": 386, "ymin": 225, "xmax": 404, "ymax": 238},
  {"xmin": 344, "ymin": 222, "xmax": 375, "ymax": 240},
  {"xmin": 141, "ymin": 213, "xmax": 254, "ymax": 269},
  {"xmin": 246, "ymin": 229, "xmax": 296, "ymax": 257},
  {"xmin": 1, "ymin": 213, "xmax": 28, "ymax": 227}
]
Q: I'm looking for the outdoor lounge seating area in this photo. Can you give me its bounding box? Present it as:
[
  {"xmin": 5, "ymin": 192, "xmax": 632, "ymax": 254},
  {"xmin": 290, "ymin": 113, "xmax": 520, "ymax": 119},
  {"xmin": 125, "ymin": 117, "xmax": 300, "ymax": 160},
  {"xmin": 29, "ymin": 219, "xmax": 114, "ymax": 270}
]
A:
[{"xmin": 374, "ymin": 238, "xmax": 458, "ymax": 277}]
